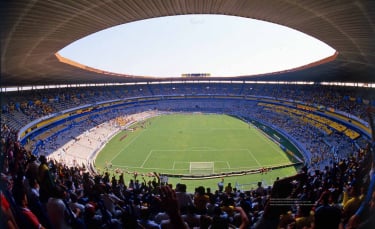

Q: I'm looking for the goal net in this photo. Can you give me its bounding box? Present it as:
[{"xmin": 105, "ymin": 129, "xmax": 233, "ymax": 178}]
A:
[{"xmin": 189, "ymin": 162, "xmax": 214, "ymax": 175}]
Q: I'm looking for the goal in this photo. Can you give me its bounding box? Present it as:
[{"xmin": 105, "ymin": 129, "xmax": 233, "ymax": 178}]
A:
[{"xmin": 189, "ymin": 162, "xmax": 215, "ymax": 175}]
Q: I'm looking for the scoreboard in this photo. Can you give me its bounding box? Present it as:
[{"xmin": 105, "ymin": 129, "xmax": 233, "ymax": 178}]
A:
[{"xmin": 181, "ymin": 73, "xmax": 211, "ymax": 78}]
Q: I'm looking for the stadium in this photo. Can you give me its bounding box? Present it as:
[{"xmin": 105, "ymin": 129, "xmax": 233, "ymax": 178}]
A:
[{"xmin": 1, "ymin": 1, "xmax": 375, "ymax": 229}]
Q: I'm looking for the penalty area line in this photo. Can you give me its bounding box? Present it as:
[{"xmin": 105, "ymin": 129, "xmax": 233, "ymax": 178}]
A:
[
  {"xmin": 109, "ymin": 129, "xmax": 146, "ymax": 163},
  {"xmin": 140, "ymin": 150, "xmax": 153, "ymax": 168},
  {"xmin": 247, "ymin": 150, "xmax": 262, "ymax": 167}
]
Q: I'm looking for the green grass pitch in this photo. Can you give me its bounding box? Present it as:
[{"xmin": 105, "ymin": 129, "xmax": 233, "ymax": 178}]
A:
[{"xmin": 95, "ymin": 113, "xmax": 299, "ymax": 192}]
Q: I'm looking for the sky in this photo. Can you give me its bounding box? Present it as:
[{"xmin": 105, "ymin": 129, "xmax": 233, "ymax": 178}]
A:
[{"xmin": 58, "ymin": 14, "xmax": 336, "ymax": 78}]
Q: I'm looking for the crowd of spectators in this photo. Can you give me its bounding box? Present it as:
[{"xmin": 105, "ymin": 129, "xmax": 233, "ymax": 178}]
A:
[
  {"xmin": 1, "ymin": 126, "xmax": 374, "ymax": 228},
  {"xmin": 1, "ymin": 83, "xmax": 375, "ymax": 228},
  {"xmin": 246, "ymin": 106, "xmax": 356, "ymax": 170},
  {"xmin": 1, "ymin": 83, "xmax": 374, "ymax": 131}
]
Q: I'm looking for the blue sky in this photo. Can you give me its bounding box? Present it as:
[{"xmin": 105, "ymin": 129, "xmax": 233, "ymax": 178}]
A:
[{"xmin": 58, "ymin": 14, "xmax": 336, "ymax": 78}]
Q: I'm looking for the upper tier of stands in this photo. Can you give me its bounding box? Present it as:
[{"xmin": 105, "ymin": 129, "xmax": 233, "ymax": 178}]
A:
[{"xmin": 1, "ymin": 83, "xmax": 374, "ymax": 132}]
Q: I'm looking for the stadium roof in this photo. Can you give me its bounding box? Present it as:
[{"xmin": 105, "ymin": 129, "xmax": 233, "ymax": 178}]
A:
[{"xmin": 1, "ymin": 0, "xmax": 375, "ymax": 86}]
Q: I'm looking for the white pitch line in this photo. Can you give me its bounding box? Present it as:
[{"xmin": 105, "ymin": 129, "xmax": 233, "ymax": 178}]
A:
[
  {"xmin": 150, "ymin": 148, "xmax": 249, "ymax": 152},
  {"xmin": 112, "ymin": 164, "xmax": 183, "ymax": 171},
  {"xmin": 109, "ymin": 129, "xmax": 146, "ymax": 163},
  {"xmin": 252, "ymin": 129, "xmax": 289, "ymax": 160},
  {"xmin": 247, "ymin": 150, "xmax": 262, "ymax": 166},
  {"xmin": 226, "ymin": 161, "xmax": 231, "ymax": 168},
  {"xmin": 140, "ymin": 150, "xmax": 153, "ymax": 168}
]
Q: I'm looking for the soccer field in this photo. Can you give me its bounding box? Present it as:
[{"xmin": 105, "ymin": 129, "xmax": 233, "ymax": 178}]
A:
[{"xmin": 95, "ymin": 113, "xmax": 299, "ymax": 191}]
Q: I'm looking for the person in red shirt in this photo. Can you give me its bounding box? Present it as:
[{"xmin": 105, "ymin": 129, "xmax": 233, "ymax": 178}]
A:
[
  {"xmin": 12, "ymin": 185, "xmax": 46, "ymax": 229},
  {"xmin": 1, "ymin": 192, "xmax": 19, "ymax": 229}
]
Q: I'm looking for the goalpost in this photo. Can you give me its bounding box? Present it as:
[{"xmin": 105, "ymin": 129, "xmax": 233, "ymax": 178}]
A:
[{"xmin": 189, "ymin": 162, "xmax": 215, "ymax": 175}]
